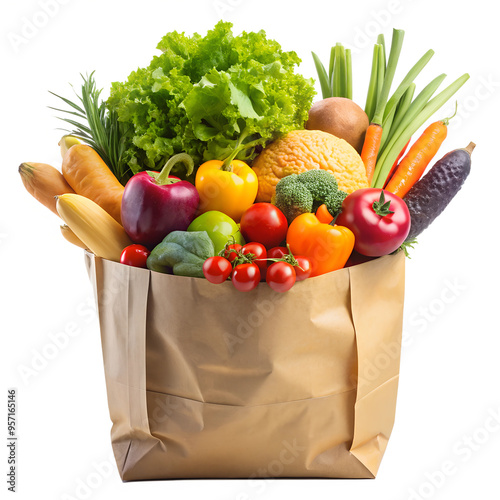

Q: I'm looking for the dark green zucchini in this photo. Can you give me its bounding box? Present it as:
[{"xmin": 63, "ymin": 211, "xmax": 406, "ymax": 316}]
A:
[{"xmin": 404, "ymin": 142, "xmax": 475, "ymax": 241}]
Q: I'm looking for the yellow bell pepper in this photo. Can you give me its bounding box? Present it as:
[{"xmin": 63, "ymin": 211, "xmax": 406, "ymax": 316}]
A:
[{"xmin": 195, "ymin": 159, "xmax": 258, "ymax": 222}]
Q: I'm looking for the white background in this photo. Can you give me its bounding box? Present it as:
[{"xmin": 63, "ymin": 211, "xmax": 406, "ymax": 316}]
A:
[{"xmin": 2, "ymin": 0, "xmax": 499, "ymax": 499}]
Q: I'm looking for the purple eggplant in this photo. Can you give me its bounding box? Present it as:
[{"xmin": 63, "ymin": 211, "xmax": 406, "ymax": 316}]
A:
[
  {"xmin": 121, "ymin": 153, "xmax": 199, "ymax": 248},
  {"xmin": 404, "ymin": 142, "xmax": 474, "ymax": 241}
]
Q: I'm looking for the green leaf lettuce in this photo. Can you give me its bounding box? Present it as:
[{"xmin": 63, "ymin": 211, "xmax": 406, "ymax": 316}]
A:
[{"xmin": 107, "ymin": 21, "xmax": 315, "ymax": 177}]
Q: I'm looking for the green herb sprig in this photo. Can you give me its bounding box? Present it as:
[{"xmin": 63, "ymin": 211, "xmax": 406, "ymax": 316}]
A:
[{"xmin": 49, "ymin": 72, "xmax": 131, "ymax": 185}]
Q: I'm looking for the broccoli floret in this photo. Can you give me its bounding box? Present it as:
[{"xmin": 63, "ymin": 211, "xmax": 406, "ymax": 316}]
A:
[
  {"xmin": 325, "ymin": 190, "xmax": 347, "ymax": 217},
  {"xmin": 274, "ymin": 174, "xmax": 314, "ymax": 223},
  {"xmin": 298, "ymin": 169, "xmax": 338, "ymax": 201},
  {"xmin": 274, "ymin": 169, "xmax": 347, "ymax": 223}
]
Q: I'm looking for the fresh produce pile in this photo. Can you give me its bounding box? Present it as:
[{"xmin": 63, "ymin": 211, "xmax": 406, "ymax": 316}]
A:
[{"xmin": 21, "ymin": 23, "xmax": 475, "ymax": 293}]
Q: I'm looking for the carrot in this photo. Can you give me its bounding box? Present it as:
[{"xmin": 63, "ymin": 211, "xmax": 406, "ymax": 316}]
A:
[
  {"xmin": 361, "ymin": 124, "xmax": 383, "ymax": 183},
  {"xmin": 62, "ymin": 144, "xmax": 124, "ymax": 223},
  {"xmin": 385, "ymin": 112, "xmax": 453, "ymax": 197},
  {"xmin": 372, "ymin": 75, "xmax": 469, "ymax": 188},
  {"xmin": 383, "ymin": 138, "xmax": 411, "ymax": 188},
  {"xmin": 19, "ymin": 162, "xmax": 75, "ymax": 215},
  {"xmin": 361, "ymin": 29, "xmax": 405, "ymax": 182}
]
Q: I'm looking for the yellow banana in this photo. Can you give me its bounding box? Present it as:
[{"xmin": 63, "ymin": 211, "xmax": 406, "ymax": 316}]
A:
[
  {"xmin": 56, "ymin": 193, "xmax": 132, "ymax": 262},
  {"xmin": 59, "ymin": 135, "xmax": 81, "ymax": 159},
  {"xmin": 60, "ymin": 224, "xmax": 87, "ymax": 250}
]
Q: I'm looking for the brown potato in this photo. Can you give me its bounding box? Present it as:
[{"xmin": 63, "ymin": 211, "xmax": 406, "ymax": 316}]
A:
[{"xmin": 306, "ymin": 97, "xmax": 369, "ymax": 154}]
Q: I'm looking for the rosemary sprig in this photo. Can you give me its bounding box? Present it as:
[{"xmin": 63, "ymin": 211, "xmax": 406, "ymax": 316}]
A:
[{"xmin": 49, "ymin": 72, "xmax": 131, "ymax": 185}]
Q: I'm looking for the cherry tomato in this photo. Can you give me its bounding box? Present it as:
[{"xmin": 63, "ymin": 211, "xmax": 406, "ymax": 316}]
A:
[
  {"xmin": 266, "ymin": 261, "xmax": 296, "ymax": 293},
  {"xmin": 293, "ymin": 256, "xmax": 312, "ymax": 281},
  {"xmin": 242, "ymin": 242, "xmax": 267, "ymax": 277},
  {"xmin": 203, "ymin": 256, "xmax": 232, "ymax": 284},
  {"xmin": 240, "ymin": 203, "xmax": 288, "ymax": 249},
  {"xmin": 336, "ymin": 188, "xmax": 410, "ymax": 257},
  {"xmin": 267, "ymin": 246, "xmax": 288, "ymax": 259},
  {"xmin": 120, "ymin": 244, "xmax": 150, "ymax": 268},
  {"xmin": 224, "ymin": 243, "xmax": 242, "ymax": 263},
  {"xmin": 232, "ymin": 263, "xmax": 261, "ymax": 292}
]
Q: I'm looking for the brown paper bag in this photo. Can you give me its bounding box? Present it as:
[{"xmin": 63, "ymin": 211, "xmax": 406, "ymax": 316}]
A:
[{"xmin": 86, "ymin": 250, "xmax": 405, "ymax": 481}]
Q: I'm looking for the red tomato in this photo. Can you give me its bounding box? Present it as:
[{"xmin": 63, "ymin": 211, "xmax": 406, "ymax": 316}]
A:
[
  {"xmin": 336, "ymin": 188, "xmax": 410, "ymax": 257},
  {"xmin": 120, "ymin": 244, "xmax": 150, "ymax": 268},
  {"xmin": 203, "ymin": 256, "xmax": 232, "ymax": 284},
  {"xmin": 240, "ymin": 203, "xmax": 288, "ymax": 249},
  {"xmin": 224, "ymin": 243, "xmax": 242, "ymax": 263},
  {"xmin": 242, "ymin": 242, "xmax": 267, "ymax": 277},
  {"xmin": 266, "ymin": 262, "xmax": 296, "ymax": 293},
  {"xmin": 267, "ymin": 246, "xmax": 288, "ymax": 259},
  {"xmin": 232, "ymin": 263, "xmax": 261, "ymax": 292},
  {"xmin": 293, "ymin": 256, "xmax": 312, "ymax": 281}
]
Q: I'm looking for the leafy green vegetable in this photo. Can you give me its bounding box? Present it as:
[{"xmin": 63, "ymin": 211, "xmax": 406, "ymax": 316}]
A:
[
  {"xmin": 146, "ymin": 231, "xmax": 215, "ymax": 278},
  {"xmin": 107, "ymin": 21, "xmax": 315, "ymax": 177}
]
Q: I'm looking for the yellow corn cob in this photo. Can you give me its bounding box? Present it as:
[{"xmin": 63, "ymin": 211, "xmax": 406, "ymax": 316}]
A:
[
  {"xmin": 56, "ymin": 193, "xmax": 132, "ymax": 261},
  {"xmin": 60, "ymin": 224, "xmax": 87, "ymax": 250},
  {"xmin": 59, "ymin": 135, "xmax": 81, "ymax": 159}
]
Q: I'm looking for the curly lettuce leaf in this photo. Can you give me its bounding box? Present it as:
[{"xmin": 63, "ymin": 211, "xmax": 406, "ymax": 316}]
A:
[{"xmin": 107, "ymin": 21, "xmax": 315, "ymax": 176}]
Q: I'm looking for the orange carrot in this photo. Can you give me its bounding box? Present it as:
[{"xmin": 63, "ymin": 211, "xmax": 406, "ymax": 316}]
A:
[
  {"xmin": 62, "ymin": 144, "xmax": 124, "ymax": 223},
  {"xmin": 362, "ymin": 29, "xmax": 405, "ymax": 184},
  {"xmin": 383, "ymin": 138, "xmax": 411, "ymax": 188},
  {"xmin": 385, "ymin": 120, "xmax": 448, "ymax": 198},
  {"xmin": 361, "ymin": 123, "xmax": 383, "ymax": 183},
  {"xmin": 19, "ymin": 162, "xmax": 75, "ymax": 215}
]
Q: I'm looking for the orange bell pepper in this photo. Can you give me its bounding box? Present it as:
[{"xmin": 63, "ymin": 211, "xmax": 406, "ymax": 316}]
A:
[
  {"xmin": 195, "ymin": 159, "xmax": 258, "ymax": 222},
  {"xmin": 315, "ymin": 203, "xmax": 334, "ymax": 224},
  {"xmin": 287, "ymin": 213, "xmax": 355, "ymax": 277}
]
